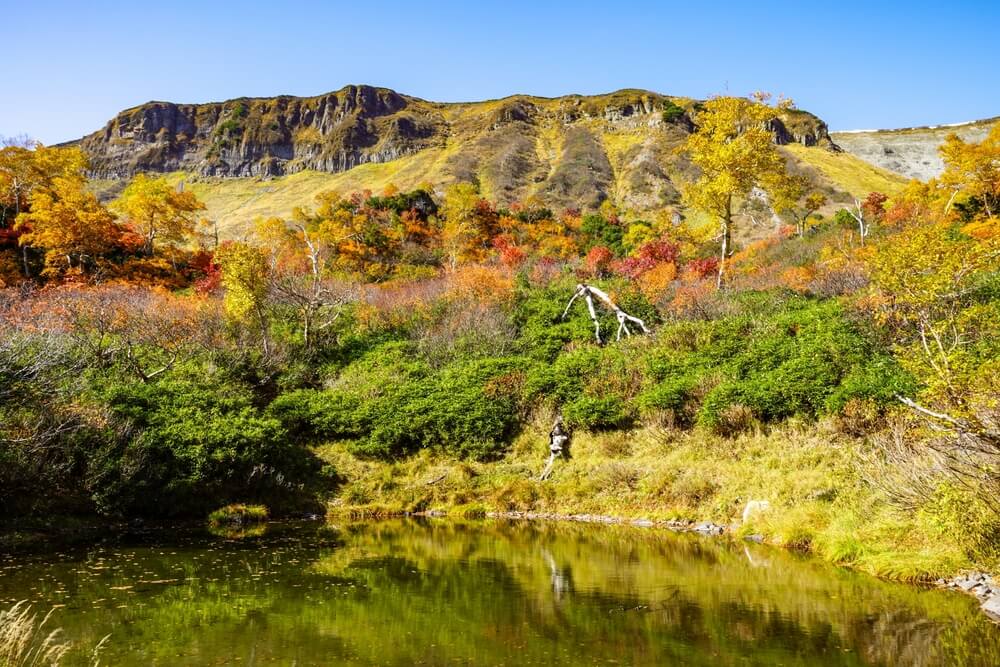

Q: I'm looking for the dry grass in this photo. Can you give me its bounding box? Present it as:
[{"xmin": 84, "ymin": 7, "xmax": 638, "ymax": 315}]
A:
[{"xmin": 0, "ymin": 601, "xmax": 70, "ymax": 667}]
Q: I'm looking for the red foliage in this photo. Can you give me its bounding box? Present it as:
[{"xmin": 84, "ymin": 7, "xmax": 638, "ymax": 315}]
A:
[
  {"xmin": 115, "ymin": 223, "xmax": 147, "ymax": 254},
  {"xmin": 685, "ymin": 256, "xmax": 720, "ymax": 279},
  {"xmin": 0, "ymin": 225, "xmax": 23, "ymax": 249},
  {"xmin": 883, "ymin": 199, "xmax": 924, "ymax": 228},
  {"xmin": 861, "ymin": 191, "xmax": 889, "ymax": 223},
  {"xmin": 491, "ymin": 234, "xmax": 526, "ymax": 268},
  {"xmin": 584, "ymin": 245, "xmax": 614, "ymax": 277},
  {"xmin": 612, "ymin": 240, "xmax": 680, "ymax": 279},
  {"xmin": 189, "ymin": 249, "xmax": 222, "ymax": 294},
  {"xmin": 474, "ymin": 198, "xmax": 500, "ymax": 235}
]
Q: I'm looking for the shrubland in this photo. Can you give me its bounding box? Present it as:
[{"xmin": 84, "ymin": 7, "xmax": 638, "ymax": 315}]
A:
[{"xmin": 1, "ymin": 110, "xmax": 999, "ymax": 582}]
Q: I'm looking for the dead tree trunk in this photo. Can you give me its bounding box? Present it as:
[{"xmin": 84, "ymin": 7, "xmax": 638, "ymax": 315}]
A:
[
  {"xmin": 540, "ymin": 416, "xmax": 570, "ymax": 481},
  {"xmin": 562, "ymin": 283, "xmax": 650, "ymax": 344}
]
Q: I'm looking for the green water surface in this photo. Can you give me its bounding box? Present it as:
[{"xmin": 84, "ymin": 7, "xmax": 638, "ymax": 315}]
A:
[{"xmin": 1, "ymin": 519, "xmax": 997, "ymax": 666}]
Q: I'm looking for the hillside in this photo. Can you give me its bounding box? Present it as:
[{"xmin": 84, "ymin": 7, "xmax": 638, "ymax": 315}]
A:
[
  {"xmin": 75, "ymin": 85, "xmax": 904, "ymax": 235},
  {"xmin": 832, "ymin": 117, "xmax": 999, "ymax": 181}
]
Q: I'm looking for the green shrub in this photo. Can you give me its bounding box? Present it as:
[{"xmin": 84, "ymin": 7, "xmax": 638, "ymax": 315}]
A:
[
  {"xmin": 90, "ymin": 376, "xmax": 316, "ymax": 517},
  {"xmin": 564, "ymin": 395, "xmax": 634, "ymax": 431},
  {"xmin": 272, "ymin": 350, "xmax": 531, "ymax": 461},
  {"xmin": 661, "ymin": 100, "xmax": 685, "ymax": 123},
  {"xmin": 208, "ymin": 503, "xmax": 269, "ymax": 527},
  {"xmin": 580, "ymin": 214, "xmax": 625, "ymax": 255}
]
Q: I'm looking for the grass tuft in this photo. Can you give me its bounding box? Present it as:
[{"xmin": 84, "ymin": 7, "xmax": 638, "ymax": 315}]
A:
[
  {"xmin": 207, "ymin": 504, "xmax": 269, "ymax": 528},
  {"xmin": 0, "ymin": 601, "xmax": 71, "ymax": 667}
]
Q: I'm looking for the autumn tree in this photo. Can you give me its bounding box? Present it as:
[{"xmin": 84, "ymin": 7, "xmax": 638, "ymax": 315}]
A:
[
  {"xmin": 939, "ymin": 122, "xmax": 1000, "ymax": 218},
  {"xmin": 440, "ymin": 182, "xmax": 498, "ymax": 269},
  {"xmin": 113, "ymin": 174, "xmax": 206, "ymax": 256},
  {"xmin": 290, "ymin": 191, "xmax": 403, "ymax": 280},
  {"xmin": 868, "ymin": 215, "xmax": 1000, "ymax": 510},
  {"xmin": 254, "ymin": 217, "xmax": 356, "ymax": 349},
  {"xmin": 775, "ymin": 175, "xmax": 827, "ymax": 237},
  {"xmin": 681, "ymin": 94, "xmax": 793, "ymax": 287},
  {"xmin": 15, "ymin": 176, "xmax": 121, "ymax": 278},
  {"xmin": 216, "ymin": 241, "xmax": 273, "ymax": 355},
  {"xmin": 0, "ymin": 145, "xmax": 90, "ymax": 277}
]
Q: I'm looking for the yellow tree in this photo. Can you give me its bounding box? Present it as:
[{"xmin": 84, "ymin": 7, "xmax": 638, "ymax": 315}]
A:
[
  {"xmin": 15, "ymin": 176, "xmax": 120, "ymax": 278},
  {"xmin": 0, "ymin": 144, "xmax": 88, "ymax": 218},
  {"xmin": 216, "ymin": 241, "xmax": 272, "ymax": 355},
  {"xmin": 440, "ymin": 182, "xmax": 496, "ymax": 269},
  {"xmin": 775, "ymin": 175, "xmax": 827, "ymax": 237},
  {"xmin": 0, "ymin": 145, "xmax": 89, "ymax": 276},
  {"xmin": 939, "ymin": 122, "xmax": 1000, "ymax": 218},
  {"xmin": 681, "ymin": 94, "xmax": 793, "ymax": 287},
  {"xmin": 253, "ymin": 217, "xmax": 355, "ymax": 348},
  {"xmin": 113, "ymin": 174, "xmax": 206, "ymax": 256}
]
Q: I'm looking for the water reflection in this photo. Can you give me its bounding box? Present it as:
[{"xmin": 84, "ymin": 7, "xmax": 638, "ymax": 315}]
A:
[{"xmin": 0, "ymin": 519, "xmax": 996, "ymax": 666}]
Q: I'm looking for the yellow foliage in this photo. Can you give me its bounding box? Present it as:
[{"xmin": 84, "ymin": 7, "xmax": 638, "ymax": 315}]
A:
[
  {"xmin": 15, "ymin": 175, "xmax": 120, "ymax": 278},
  {"xmin": 113, "ymin": 174, "xmax": 206, "ymax": 255},
  {"xmin": 779, "ymin": 266, "xmax": 815, "ymax": 293},
  {"xmin": 940, "ymin": 122, "xmax": 1000, "ymax": 217}
]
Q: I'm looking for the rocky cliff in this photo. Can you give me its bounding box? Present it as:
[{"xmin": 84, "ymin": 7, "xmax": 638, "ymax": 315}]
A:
[{"xmin": 72, "ymin": 85, "xmax": 840, "ymax": 212}]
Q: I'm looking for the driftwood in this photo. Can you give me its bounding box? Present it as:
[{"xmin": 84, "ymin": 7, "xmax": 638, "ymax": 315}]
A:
[
  {"xmin": 540, "ymin": 417, "xmax": 570, "ymax": 480},
  {"xmin": 562, "ymin": 283, "xmax": 650, "ymax": 344}
]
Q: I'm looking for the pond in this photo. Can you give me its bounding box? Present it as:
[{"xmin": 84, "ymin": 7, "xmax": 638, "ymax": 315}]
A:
[{"xmin": 1, "ymin": 519, "xmax": 998, "ymax": 665}]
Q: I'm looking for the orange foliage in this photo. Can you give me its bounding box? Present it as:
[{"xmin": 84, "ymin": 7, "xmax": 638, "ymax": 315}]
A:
[
  {"xmin": 447, "ymin": 265, "xmax": 515, "ymax": 305},
  {"xmin": 637, "ymin": 261, "xmax": 677, "ymax": 301},
  {"xmin": 778, "ymin": 266, "xmax": 816, "ymax": 293}
]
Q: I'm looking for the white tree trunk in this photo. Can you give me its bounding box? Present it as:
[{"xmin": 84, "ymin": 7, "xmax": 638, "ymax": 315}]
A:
[{"xmin": 562, "ymin": 283, "xmax": 650, "ymax": 344}]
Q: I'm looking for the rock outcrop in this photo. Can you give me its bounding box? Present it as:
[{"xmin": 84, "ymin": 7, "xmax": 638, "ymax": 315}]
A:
[{"xmin": 73, "ymin": 85, "xmax": 444, "ymax": 179}]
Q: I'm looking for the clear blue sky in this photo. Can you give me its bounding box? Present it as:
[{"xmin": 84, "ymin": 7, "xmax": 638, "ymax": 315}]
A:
[{"xmin": 5, "ymin": 0, "xmax": 998, "ymax": 144}]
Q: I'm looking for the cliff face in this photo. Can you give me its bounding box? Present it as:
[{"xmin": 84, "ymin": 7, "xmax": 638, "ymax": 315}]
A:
[
  {"xmin": 73, "ymin": 86, "xmax": 836, "ymax": 210},
  {"xmin": 76, "ymin": 86, "xmax": 445, "ymax": 179}
]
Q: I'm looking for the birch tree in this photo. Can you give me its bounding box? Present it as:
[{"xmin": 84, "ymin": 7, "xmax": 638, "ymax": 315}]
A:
[{"xmin": 681, "ymin": 95, "xmax": 793, "ymax": 288}]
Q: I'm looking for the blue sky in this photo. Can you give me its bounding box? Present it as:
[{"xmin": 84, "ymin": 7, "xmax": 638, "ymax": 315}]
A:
[{"xmin": 5, "ymin": 0, "xmax": 998, "ymax": 144}]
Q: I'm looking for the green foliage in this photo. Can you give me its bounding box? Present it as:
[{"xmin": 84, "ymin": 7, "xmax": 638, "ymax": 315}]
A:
[
  {"xmin": 638, "ymin": 295, "xmax": 911, "ymax": 431},
  {"xmin": 563, "ymin": 395, "xmax": 634, "ymax": 431},
  {"xmin": 833, "ymin": 208, "xmax": 856, "ymax": 229},
  {"xmin": 364, "ymin": 189, "xmax": 438, "ymax": 218},
  {"xmin": 90, "ymin": 375, "xmax": 315, "ymax": 516},
  {"xmin": 271, "ymin": 345, "xmax": 530, "ymax": 461},
  {"xmin": 580, "ymin": 214, "xmax": 625, "ymax": 256},
  {"xmin": 661, "ymin": 100, "xmax": 685, "ymax": 123},
  {"xmin": 207, "ymin": 503, "xmax": 269, "ymax": 527}
]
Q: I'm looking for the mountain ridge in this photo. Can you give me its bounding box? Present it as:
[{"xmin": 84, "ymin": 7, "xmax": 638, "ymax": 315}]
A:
[{"xmin": 71, "ymin": 85, "xmax": 842, "ymax": 211}]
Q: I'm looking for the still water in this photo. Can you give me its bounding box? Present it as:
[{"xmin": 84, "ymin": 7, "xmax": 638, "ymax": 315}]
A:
[{"xmin": 1, "ymin": 519, "xmax": 998, "ymax": 666}]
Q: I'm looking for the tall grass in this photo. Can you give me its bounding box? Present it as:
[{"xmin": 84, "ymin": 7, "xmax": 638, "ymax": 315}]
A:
[{"xmin": 0, "ymin": 601, "xmax": 70, "ymax": 667}]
